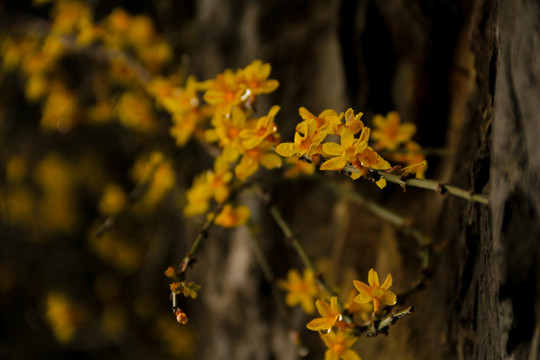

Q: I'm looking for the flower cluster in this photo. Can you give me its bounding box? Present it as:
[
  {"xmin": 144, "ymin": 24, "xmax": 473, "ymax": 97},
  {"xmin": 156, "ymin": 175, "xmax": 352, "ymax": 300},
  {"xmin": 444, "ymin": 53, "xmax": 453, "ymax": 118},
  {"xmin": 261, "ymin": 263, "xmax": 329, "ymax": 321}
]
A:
[
  {"xmin": 280, "ymin": 268, "xmax": 398, "ymax": 360},
  {"xmin": 1, "ymin": 0, "xmax": 171, "ymax": 133},
  {"xmin": 275, "ymin": 108, "xmax": 392, "ymax": 188},
  {"xmin": 371, "ymin": 111, "xmax": 427, "ymax": 178},
  {"xmin": 159, "ymin": 61, "xmax": 285, "ymax": 227},
  {"xmin": 275, "ymin": 108, "xmax": 427, "ymax": 187}
]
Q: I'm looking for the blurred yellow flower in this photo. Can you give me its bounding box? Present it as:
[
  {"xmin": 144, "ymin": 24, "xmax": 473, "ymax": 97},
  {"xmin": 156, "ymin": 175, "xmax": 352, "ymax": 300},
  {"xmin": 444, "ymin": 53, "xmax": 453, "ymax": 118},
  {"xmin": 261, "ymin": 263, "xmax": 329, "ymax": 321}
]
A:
[
  {"xmin": 283, "ymin": 156, "xmax": 316, "ymax": 178},
  {"xmin": 237, "ymin": 60, "xmax": 279, "ymax": 100},
  {"xmin": 116, "ymin": 92, "xmax": 155, "ymax": 132},
  {"xmin": 239, "ymin": 105, "xmax": 280, "ymax": 149},
  {"xmin": 214, "ymin": 204, "xmax": 250, "ymax": 228},
  {"xmin": 372, "ymin": 111, "xmax": 416, "ymax": 151},
  {"xmin": 320, "ymin": 330, "xmax": 361, "ymax": 360},
  {"xmin": 98, "ymin": 184, "xmax": 127, "ymax": 216},
  {"xmin": 278, "ymin": 268, "xmax": 318, "ymax": 314},
  {"xmin": 45, "ymin": 292, "xmax": 84, "ymax": 343}
]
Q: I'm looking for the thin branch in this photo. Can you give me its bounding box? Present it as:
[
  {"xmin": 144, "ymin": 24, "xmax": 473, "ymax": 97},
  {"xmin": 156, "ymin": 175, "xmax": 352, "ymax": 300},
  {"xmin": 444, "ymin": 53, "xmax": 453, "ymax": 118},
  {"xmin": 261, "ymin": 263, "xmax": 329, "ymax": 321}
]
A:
[
  {"xmin": 342, "ymin": 164, "xmax": 489, "ymax": 205},
  {"xmin": 354, "ymin": 306, "xmax": 414, "ymax": 337}
]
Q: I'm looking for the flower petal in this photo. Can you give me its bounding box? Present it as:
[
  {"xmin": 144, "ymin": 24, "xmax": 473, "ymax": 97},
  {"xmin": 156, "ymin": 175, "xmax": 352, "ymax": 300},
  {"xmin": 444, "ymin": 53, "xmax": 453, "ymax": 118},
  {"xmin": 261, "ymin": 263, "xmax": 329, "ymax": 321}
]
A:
[
  {"xmin": 325, "ymin": 350, "xmax": 339, "ymax": 360},
  {"xmin": 320, "ymin": 156, "xmax": 347, "ymax": 171},
  {"xmin": 368, "ymin": 269, "xmax": 380, "ymax": 287},
  {"xmin": 315, "ymin": 299, "xmax": 333, "ymax": 317},
  {"xmin": 299, "ymin": 107, "xmax": 316, "ymax": 121},
  {"xmin": 306, "ymin": 317, "xmax": 333, "ymax": 331},
  {"xmin": 381, "ymin": 273, "xmax": 393, "ymax": 291},
  {"xmin": 340, "ymin": 128, "xmax": 354, "ymax": 148},
  {"xmin": 322, "ymin": 142, "xmax": 344, "ymax": 156},
  {"xmin": 353, "ymin": 280, "xmax": 371, "ymax": 294},
  {"xmin": 342, "ymin": 350, "xmax": 362, "ymax": 360},
  {"xmin": 260, "ymin": 79, "xmax": 279, "ymax": 93},
  {"xmin": 330, "ymin": 296, "xmax": 340, "ymax": 313},
  {"xmin": 354, "ymin": 292, "xmax": 372, "ymax": 304},
  {"xmin": 382, "ymin": 290, "xmax": 397, "ymax": 306},
  {"xmin": 261, "ymin": 153, "xmax": 282, "ymax": 169},
  {"xmin": 275, "ymin": 143, "xmax": 296, "ymax": 157},
  {"xmin": 243, "ymin": 136, "xmax": 263, "ymax": 149}
]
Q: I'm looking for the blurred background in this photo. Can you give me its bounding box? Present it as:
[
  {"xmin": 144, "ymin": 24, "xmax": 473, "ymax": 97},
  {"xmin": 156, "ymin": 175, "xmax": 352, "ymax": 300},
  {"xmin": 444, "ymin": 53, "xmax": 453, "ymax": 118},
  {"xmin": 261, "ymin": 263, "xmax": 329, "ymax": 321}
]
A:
[{"xmin": 1, "ymin": 0, "xmax": 539, "ymax": 360}]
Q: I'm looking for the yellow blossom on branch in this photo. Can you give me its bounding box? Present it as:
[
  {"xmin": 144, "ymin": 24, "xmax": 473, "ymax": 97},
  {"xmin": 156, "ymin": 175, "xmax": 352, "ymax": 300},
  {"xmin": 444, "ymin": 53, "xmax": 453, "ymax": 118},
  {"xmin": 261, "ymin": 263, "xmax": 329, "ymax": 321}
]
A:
[
  {"xmin": 320, "ymin": 330, "xmax": 362, "ymax": 360},
  {"xmin": 239, "ymin": 105, "xmax": 280, "ymax": 149},
  {"xmin": 306, "ymin": 297, "xmax": 341, "ymax": 331},
  {"xmin": 353, "ymin": 269, "xmax": 396, "ymax": 312},
  {"xmin": 320, "ymin": 127, "xmax": 370, "ymax": 175},
  {"xmin": 203, "ymin": 69, "xmax": 244, "ymax": 114},
  {"xmin": 371, "ymin": 111, "xmax": 416, "ymax": 151},
  {"xmin": 235, "ymin": 140, "xmax": 282, "ymax": 180},
  {"xmin": 275, "ymin": 118, "xmax": 328, "ymax": 158},
  {"xmin": 337, "ymin": 108, "xmax": 364, "ymax": 135},
  {"xmin": 343, "ymin": 289, "xmax": 372, "ymax": 323},
  {"xmin": 214, "ymin": 204, "xmax": 250, "ymax": 228},
  {"xmin": 297, "ymin": 107, "xmax": 342, "ymax": 135},
  {"xmin": 205, "ymin": 107, "xmax": 247, "ymax": 160},
  {"xmin": 183, "ymin": 173, "xmax": 211, "ymax": 217},
  {"xmin": 237, "ymin": 60, "xmax": 279, "ymax": 101},
  {"xmin": 278, "ymin": 268, "xmax": 318, "ymax": 314},
  {"xmin": 283, "ymin": 156, "xmax": 316, "ymax": 178}
]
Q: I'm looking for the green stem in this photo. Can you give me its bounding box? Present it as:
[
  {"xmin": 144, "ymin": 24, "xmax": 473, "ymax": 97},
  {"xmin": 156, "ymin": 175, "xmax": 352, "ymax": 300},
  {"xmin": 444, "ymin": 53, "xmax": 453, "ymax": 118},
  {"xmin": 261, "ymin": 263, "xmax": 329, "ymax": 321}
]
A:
[
  {"xmin": 268, "ymin": 205, "xmax": 317, "ymax": 273},
  {"xmin": 265, "ymin": 202, "xmax": 338, "ymax": 301},
  {"xmin": 341, "ymin": 164, "xmax": 489, "ymax": 205}
]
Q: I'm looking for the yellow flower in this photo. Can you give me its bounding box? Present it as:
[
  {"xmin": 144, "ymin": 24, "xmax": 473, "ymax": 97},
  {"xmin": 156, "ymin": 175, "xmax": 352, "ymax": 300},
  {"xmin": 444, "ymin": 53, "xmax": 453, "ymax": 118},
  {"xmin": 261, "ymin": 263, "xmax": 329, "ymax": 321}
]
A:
[
  {"xmin": 203, "ymin": 69, "xmax": 244, "ymax": 114},
  {"xmin": 353, "ymin": 269, "xmax": 396, "ymax": 312},
  {"xmin": 239, "ymin": 105, "xmax": 280, "ymax": 149},
  {"xmin": 206, "ymin": 107, "xmax": 247, "ymax": 159},
  {"xmin": 371, "ymin": 111, "xmax": 416, "ymax": 151},
  {"xmin": 344, "ymin": 289, "xmax": 372, "ymax": 323},
  {"xmin": 306, "ymin": 297, "xmax": 341, "ymax": 331},
  {"xmin": 320, "ymin": 127, "xmax": 370, "ymax": 173},
  {"xmin": 208, "ymin": 155, "xmax": 233, "ymax": 203},
  {"xmin": 283, "ymin": 156, "xmax": 316, "ymax": 178},
  {"xmin": 338, "ymin": 108, "xmax": 364, "ymax": 135},
  {"xmin": 51, "ymin": 1, "xmax": 91, "ymax": 35},
  {"xmin": 25, "ymin": 74, "xmax": 48, "ymax": 101},
  {"xmin": 388, "ymin": 141, "xmax": 427, "ymax": 179},
  {"xmin": 183, "ymin": 173, "xmax": 211, "ymax": 217},
  {"xmin": 320, "ymin": 330, "xmax": 361, "ymax": 360},
  {"xmin": 98, "ymin": 184, "xmax": 127, "ymax": 216},
  {"xmin": 116, "ymin": 92, "xmax": 155, "ymax": 132},
  {"xmin": 297, "ymin": 107, "xmax": 342, "ymax": 135},
  {"xmin": 41, "ymin": 86, "xmax": 77, "ymax": 132},
  {"xmin": 278, "ymin": 268, "xmax": 318, "ymax": 314},
  {"xmin": 235, "ymin": 141, "xmax": 282, "ymax": 180},
  {"xmin": 275, "ymin": 118, "xmax": 328, "ymax": 158},
  {"xmin": 214, "ymin": 204, "xmax": 250, "ymax": 227},
  {"xmin": 237, "ymin": 60, "xmax": 279, "ymax": 99},
  {"xmin": 127, "ymin": 15, "xmax": 155, "ymax": 45},
  {"xmin": 45, "ymin": 292, "xmax": 84, "ymax": 343}
]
